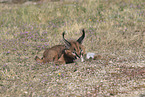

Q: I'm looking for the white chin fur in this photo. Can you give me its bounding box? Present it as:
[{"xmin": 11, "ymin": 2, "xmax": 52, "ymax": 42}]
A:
[{"xmin": 80, "ymin": 56, "xmax": 84, "ymax": 62}]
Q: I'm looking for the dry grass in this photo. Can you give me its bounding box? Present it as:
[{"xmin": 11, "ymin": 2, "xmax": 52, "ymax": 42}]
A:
[{"xmin": 0, "ymin": 0, "xmax": 145, "ymax": 96}]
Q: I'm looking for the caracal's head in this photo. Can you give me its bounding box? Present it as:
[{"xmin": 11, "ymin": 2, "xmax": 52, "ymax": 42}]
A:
[{"xmin": 62, "ymin": 29, "xmax": 86, "ymax": 62}]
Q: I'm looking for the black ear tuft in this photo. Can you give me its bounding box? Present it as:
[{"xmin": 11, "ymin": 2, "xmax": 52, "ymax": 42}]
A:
[
  {"xmin": 62, "ymin": 31, "xmax": 71, "ymax": 48},
  {"xmin": 62, "ymin": 31, "xmax": 65, "ymax": 38},
  {"xmin": 77, "ymin": 29, "xmax": 85, "ymax": 44}
]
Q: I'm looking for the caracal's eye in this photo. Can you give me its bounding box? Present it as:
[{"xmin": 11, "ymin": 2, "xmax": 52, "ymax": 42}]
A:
[
  {"xmin": 79, "ymin": 47, "xmax": 83, "ymax": 52},
  {"xmin": 74, "ymin": 48, "xmax": 76, "ymax": 51},
  {"xmin": 73, "ymin": 48, "xmax": 76, "ymax": 54}
]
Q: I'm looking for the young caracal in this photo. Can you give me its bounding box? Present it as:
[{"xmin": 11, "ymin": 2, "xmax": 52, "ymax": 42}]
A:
[{"xmin": 35, "ymin": 29, "xmax": 85, "ymax": 64}]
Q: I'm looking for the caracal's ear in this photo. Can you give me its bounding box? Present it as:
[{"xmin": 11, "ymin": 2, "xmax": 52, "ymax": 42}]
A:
[
  {"xmin": 77, "ymin": 29, "xmax": 85, "ymax": 44},
  {"xmin": 62, "ymin": 31, "xmax": 71, "ymax": 49}
]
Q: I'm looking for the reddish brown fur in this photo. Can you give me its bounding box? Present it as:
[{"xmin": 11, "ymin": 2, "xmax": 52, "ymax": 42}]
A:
[
  {"xmin": 35, "ymin": 29, "xmax": 85, "ymax": 64},
  {"xmin": 57, "ymin": 42, "xmax": 86, "ymax": 64},
  {"xmin": 35, "ymin": 45, "xmax": 65, "ymax": 63}
]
